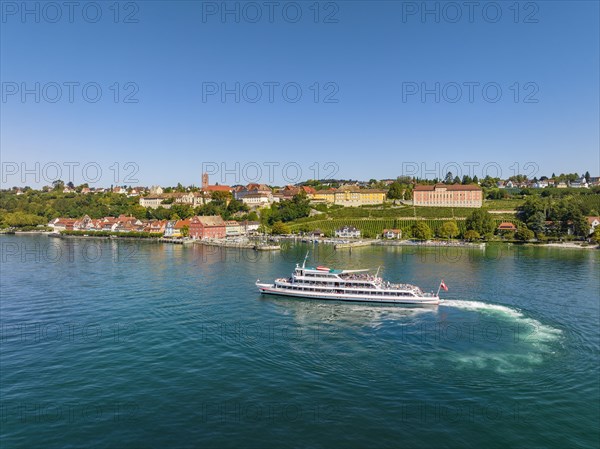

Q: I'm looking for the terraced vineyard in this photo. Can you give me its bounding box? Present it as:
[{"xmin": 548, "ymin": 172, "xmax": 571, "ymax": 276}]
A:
[
  {"xmin": 318, "ymin": 204, "xmax": 520, "ymax": 220},
  {"xmin": 579, "ymin": 194, "xmax": 600, "ymax": 213},
  {"xmin": 288, "ymin": 217, "xmax": 522, "ymax": 236},
  {"xmin": 327, "ymin": 206, "xmax": 479, "ymax": 219}
]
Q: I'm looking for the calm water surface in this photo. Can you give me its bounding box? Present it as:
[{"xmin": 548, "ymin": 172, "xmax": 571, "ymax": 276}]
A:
[{"xmin": 1, "ymin": 235, "xmax": 599, "ymax": 448}]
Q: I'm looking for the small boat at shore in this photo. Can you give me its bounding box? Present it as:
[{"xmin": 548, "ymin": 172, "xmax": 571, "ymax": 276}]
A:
[{"xmin": 256, "ymin": 253, "xmax": 445, "ymax": 305}]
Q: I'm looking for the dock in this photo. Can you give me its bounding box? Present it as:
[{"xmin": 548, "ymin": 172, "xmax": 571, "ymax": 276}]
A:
[
  {"xmin": 334, "ymin": 240, "xmax": 373, "ymax": 249},
  {"xmin": 159, "ymin": 238, "xmax": 193, "ymax": 245}
]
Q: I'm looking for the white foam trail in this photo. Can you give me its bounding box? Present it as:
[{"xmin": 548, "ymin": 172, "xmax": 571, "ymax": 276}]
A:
[
  {"xmin": 440, "ymin": 299, "xmax": 563, "ymax": 345},
  {"xmin": 440, "ymin": 299, "xmax": 523, "ymax": 318},
  {"xmin": 435, "ymin": 299, "xmax": 566, "ymax": 374}
]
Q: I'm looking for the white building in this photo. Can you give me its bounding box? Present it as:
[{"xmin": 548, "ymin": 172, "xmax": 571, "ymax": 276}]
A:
[
  {"xmin": 225, "ymin": 220, "xmax": 243, "ymax": 236},
  {"xmin": 149, "ymin": 185, "xmax": 164, "ymax": 195},
  {"xmin": 335, "ymin": 226, "xmax": 361, "ymax": 239},
  {"xmin": 175, "ymin": 192, "xmax": 211, "ymax": 207},
  {"xmin": 140, "ymin": 196, "xmax": 165, "ymax": 209},
  {"xmin": 241, "ymin": 193, "xmax": 272, "ymax": 207},
  {"xmin": 240, "ymin": 220, "xmax": 260, "ymax": 234}
]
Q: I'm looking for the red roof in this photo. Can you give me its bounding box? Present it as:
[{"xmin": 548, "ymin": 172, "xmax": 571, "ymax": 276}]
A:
[
  {"xmin": 414, "ymin": 183, "xmax": 481, "ymax": 191},
  {"xmin": 246, "ymin": 183, "xmax": 270, "ymax": 191},
  {"xmin": 497, "ymin": 222, "xmax": 517, "ymax": 230},
  {"xmin": 174, "ymin": 219, "xmax": 191, "ymax": 229},
  {"xmin": 191, "ymin": 215, "xmax": 226, "ymax": 227},
  {"xmin": 202, "ymin": 185, "xmax": 231, "ymax": 192},
  {"xmin": 56, "ymin": 218, "xmax": 77, "ymax": 225}
]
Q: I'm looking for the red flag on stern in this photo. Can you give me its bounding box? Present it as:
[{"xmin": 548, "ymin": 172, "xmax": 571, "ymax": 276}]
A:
[{"xmin": 440, "ymin": 280, "xmax": 448, "ymax": 291}]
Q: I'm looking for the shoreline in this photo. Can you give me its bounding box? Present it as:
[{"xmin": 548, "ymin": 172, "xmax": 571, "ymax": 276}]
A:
[
  {"xmin": 373, "ymin": 240, "xmax": 486, "ymax": 249},
  {"xmin": 522, "ymin": 242, "xmax": 599, "ymax": 250},
  {"xmin": 1, "ymin": 231, "xmax": 598, "ymax": 250}
]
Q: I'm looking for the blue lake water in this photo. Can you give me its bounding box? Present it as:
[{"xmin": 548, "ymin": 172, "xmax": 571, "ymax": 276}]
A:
[{"xmin": 1, "ymin": 235, "xmax": 599, "ymax": 448}]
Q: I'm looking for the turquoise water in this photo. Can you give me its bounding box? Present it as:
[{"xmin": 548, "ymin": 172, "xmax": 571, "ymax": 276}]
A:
[{"xmin": 1, "ymin": 235, "xmax": 598, "ymax": 448}]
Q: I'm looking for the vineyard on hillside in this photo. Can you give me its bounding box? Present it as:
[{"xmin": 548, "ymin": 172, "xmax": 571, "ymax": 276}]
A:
[
  {"xmin": 327, "ymin": 206, "xmax": 481, "ymax": 219},
  {"xmin": 579, "ymin": 194, "xmax": 600, "ymax": 213},
  {"xmin": 288, "ymin": 218, "xmax": 522, "ymax": 237}
]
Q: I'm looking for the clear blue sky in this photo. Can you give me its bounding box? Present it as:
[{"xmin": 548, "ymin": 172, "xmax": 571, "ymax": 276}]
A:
[{"xmin": 1, "ymin": 0, "xmax": 598, "ymax": 187}]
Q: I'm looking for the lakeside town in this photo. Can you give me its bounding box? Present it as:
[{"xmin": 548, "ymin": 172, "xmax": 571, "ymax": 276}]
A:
[{"xmin": 2, "ymin": 171, "xmax": 600, "ymax": 247}]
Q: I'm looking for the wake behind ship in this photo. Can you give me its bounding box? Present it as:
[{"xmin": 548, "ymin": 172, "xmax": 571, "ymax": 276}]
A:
[{"xmin": 256, "ymin": 254, "xmax": 444, "ymax": 305}]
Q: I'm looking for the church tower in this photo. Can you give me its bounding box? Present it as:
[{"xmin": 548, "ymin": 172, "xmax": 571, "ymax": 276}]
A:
[{"xmin": 202, "ymin": 172, "xmax": 209, "ymax": 188}]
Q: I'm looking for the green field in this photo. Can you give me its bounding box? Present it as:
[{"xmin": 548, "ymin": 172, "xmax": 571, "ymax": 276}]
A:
[{"xmin": 482, "ymin": 199, "xmax": 525, "ymax": 209}]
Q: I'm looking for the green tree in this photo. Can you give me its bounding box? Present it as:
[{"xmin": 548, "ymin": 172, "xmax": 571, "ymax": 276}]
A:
[
  {"xmin": 181, "ymin": 225, "xmax": 189, "ymax": 237},
  {"xmin": 571, "ymin": 213, "xmax": 589, "ymax": 238},
  {"xmin": 211, "ymin": 191, "xmax": 231, "ymax": 208},
  {"xmin": 52, "ymin": 180, "xmax": 65, "ymax": 191},
  {"xmin": 592, "ymin": 227, "xmax": 600, "ymax": 243},
  {"xmin": 463, "ymin": 230, "xmax": 481, "ymax": 241},
  {"xmin": 269, "ymin": 192, "xmax": 310, "ymax": 224},
  {"xmin": 387, "ymin": 182, "xmax": 404, "ymax": 201},
  {"xmin": 520, "ymin": 196, "xmax": 546, "ymax": 222},
  {"xmin": 526, "ymin": 211, "xmax": 546, "ymax": 235},
  {"xmin": 271, "ymin": 221, "xmax": 290, "ymax": 235},
  {"xmin": 515, "ymin": 225, "xmax": 535, "ymax": 241},
  {"xmin": 1, "ymin": 211, "xmax": 47, "ymax": 227},
  {"xmin": 226, "ymin": 199, "xmax": 248, "ymax": 215},
  {"xmin": 465, "ymin": 209, "xmax": 495, "ymax": 235},
  {"xmin": 439, "ymin": 221, "xmax": 459, "ymax": 239},
  {"xmin": 171, "ymin": 204, "xmax": 194, "ymax": 219},
  {"xmin": 480, "ymin": 175, "xmax": 499, "ymax": 188},
  {"xmin": 411, "ymin": 222, "xmax": 432, "ymax": 240}
]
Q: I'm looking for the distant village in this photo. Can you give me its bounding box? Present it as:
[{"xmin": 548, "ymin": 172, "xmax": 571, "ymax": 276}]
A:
[
  {"xmin": 34, "ymin": 171, "xmax": 600, "ymax": 241},
  {"xmin": 14, "ymin": 172, "xmax": 599, "ymax": 207}
]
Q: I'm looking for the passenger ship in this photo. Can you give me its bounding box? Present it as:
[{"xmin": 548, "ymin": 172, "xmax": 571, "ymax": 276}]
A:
[{"xmin": 256, "ymin": 254, "xmax": 443, "ymax": 305}]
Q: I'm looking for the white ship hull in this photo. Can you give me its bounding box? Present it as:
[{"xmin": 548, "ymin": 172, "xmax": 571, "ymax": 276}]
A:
[{"xmin": 256, "ymin": 283, "xmax": 440, "ymax": 305}]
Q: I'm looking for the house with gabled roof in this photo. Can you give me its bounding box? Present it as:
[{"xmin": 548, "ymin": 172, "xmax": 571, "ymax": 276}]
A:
[
  {"xmin": 148, "ymin": 220, "xmax": 167, "ymax": 234},
  {"xmin": 164, "ymin": 219, "xmax": 191, "ymax": 238},
  {"xmin": 382, "ymin": 229, "xmax": 402, "ymax": 239},
  {"xmin": 189, "ymin": 215, "xmax": 226, "ymax": 240},
  {"xmin": 497, "ymin": 222, "xmax": 517, "ymax": 233},
  {"xmin": 587, "ymin": 217, "xmax": 600, "ymax": 235},
  {"xmin": 49, "ymin": 218, "xmax": 77, "ymax": 232},
  {"xmin": 335, "ymin": 226, "xmax": 361, "ymax": 239}
]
